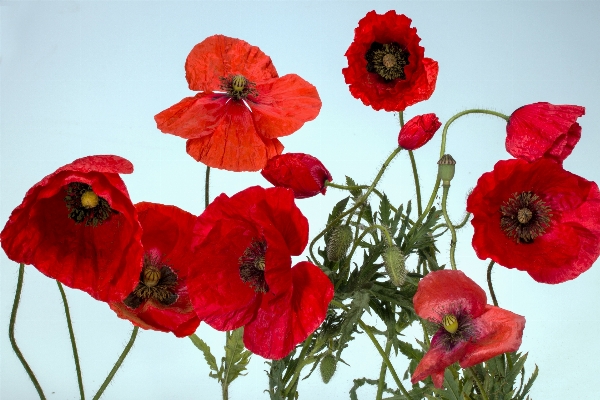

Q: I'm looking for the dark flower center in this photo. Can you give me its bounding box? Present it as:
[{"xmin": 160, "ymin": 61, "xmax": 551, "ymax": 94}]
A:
[
  {"xmin": 219, "ymin": 74, "xmax": 258, "ymax": 100},
  {"xmin": 365, "ymin": 42, "xmax": 410, "ymax": 81},
  {"xmin": 500, "ymin": 191, "xmax": 552, "ymax": 243},
  {"xmin": 123, "ymin": 252, "xmax": 178, "ymax": 309},
  {"xmin": 64, "ymin": 182, "xmax": 117, "ymax": 226},
  {"xmin": 435, "ymin": 308, "xmax": 475, "ymax": 350},
  {"xmin": 238, "ymin": 239, "xmax": 269, "ymax": 293}
]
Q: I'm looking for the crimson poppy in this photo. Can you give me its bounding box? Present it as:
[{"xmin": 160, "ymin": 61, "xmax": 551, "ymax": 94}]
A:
[
  {"xmin": 398, "ymin": 113, "xmax": 441, "ymax": 150},
  {"xmin": 342, "ymin": 10, "xmax": 438, "ymax": 112},
  {"xmin": 260, "ymin": 153, "xmax": 332, "ymax": 199},
  {"xmin": 155, "ymin": 35, "xmax": 322, "ymax": 172},
  {"xmin": 467, "ymin": 158, "xmax": 600, "ymax": 283},
  {"xmin": 109, "ymin": 202, "xmax": 201, "ymax": 338},
  {"xmin": 506, "ymin": 102, "xmax": 585, "ymax": 163},
  {"xmin": 1, "ymin": 155, "xmax": 143, "ymax": 302},
  {"xmin": 411, "ymin": 270, "xmax": 525, "ymax": 388},
  {"xmin": 187, "ymin": 186, "xmax": 334, "ymax": 359}
]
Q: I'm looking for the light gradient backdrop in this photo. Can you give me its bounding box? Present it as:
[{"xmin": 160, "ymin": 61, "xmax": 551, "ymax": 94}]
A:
[{"xmin": 2, "ymin": 1, "xmax": 599, "ymax": 399}]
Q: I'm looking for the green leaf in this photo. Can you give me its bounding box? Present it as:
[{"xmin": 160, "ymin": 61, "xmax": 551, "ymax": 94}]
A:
[
  {"xmin": 222, "ymin": 328, "xmax": 252, "ymax": 385},
  {"xmin": 516, "ymin": 364, "xmax": 538, "ymax": 400},
  {"xmin": 189, "ymin": 334, "xmax": 219, "ymax": 378},
  {"xmin": 379, "ymin": 193, "xmax": 392, "ymax": 226},
  {"xmin": 349, "ymin": 377, "xmax": 379, "ymax": 400},
  {"xmin": 345, "ymin": 176, "xmax": 363, "ymax": 198}
]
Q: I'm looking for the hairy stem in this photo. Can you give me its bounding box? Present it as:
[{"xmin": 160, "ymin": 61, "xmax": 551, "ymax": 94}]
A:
[
  {"xmin": 441, "ymin": 185, "xmax": 457, "ymax": 270},
  {"xmin": 56, "ymin": 281, "xmax": 85, "ymax": 400},
  {"xmin": 205, "ymin": 166, "xmax": 211, "ymax": 209},
  {"xmin": 487, "ymin": 260, "xmax": 499, "ymax": 306},
  {"xmin": 408, "ymin": 150, "xmax": 423, "ymax": 216},
  {"xmin": 9, "ymin": 263, "xmax": 47, "ymax": 400}
]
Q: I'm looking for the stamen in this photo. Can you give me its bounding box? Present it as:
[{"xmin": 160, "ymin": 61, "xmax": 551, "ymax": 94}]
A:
[
  {"xmin": 64, "ymin": 182, "xmax": 117, "ymax": 226},
  {"xmin": 365, "ymin": 42, "xmax": 410, "ymax": 81},
  {"xmin": 239, "ymin": 239, "xmax": 269, "ymax": 293},
  {"xmin": 123, "ymin": 253, "xmax": 178, "ymax": 309},
  {"xmin": 500, "ymin": 192, "xmax": 552, "ymax": 243},
  {"xmin": 219, "ymin": 74, "xmax": 258, "ymax": 100}
]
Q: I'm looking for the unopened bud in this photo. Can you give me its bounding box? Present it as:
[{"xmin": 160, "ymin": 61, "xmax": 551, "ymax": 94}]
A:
[
  {"xmin": 327, "ymin": 225, "xmax": 353, "ymax": 262},
  {"xmin": 437, "ymin": 154, "xmax": 456, "ymax": 185},
  {"xmin": 320, "ymin": 354, "xmax": 337, "ymax": 384},
  {"xmin": 382, "ymin": 246, "xmax": 407, "ymax": 287}
]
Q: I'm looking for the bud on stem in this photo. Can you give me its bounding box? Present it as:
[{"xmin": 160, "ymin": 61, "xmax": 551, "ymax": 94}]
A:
[
  {"xmin": 327, "ymin": 225, "xmax": 353, "ymax": 262},
  {"xmin": 382, "ymin": 246, "xmax": 407, "ymax": 287}
]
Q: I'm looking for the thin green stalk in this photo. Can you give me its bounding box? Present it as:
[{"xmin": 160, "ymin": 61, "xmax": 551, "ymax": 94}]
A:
[
  {"xmin": 222, "ymin": 330, "xmax": 232, "ymax": 400},
  {"xmin": 9, "ymin": 263, "xmax": 47, "ymax": 400},
  {"xmin": 408, "ymin": 150, "xmax": 423, "ymax": 216},
  {"xmin": 375, "ymin": 331, "xmax": 393, "ymax": 400},
  {"xmin": 309, "ymin": 147, "xmax": 402, "ymax": 265},
  {"xmin": 487, "ymin": 261, "xmax": 498, "ymax": 307},
  {"xmin": 205, "ymin": 166, "xmax": 211, "ymax": 209},
  {"xmin": 439, "ymin": 109, "xmax": 509, "ymax": 158},
  {"xmin": 399, "ymin": 111, "xmax": 404, "ymax": 127},
  {"xmin": 469, "ymin": 367, "xmax": 489, "ymax": 400},
  {"xmin": 325, "ymin": 182, "xmax": 399, "ymax": 214},
  {"xmin": 441, "ymin": 185, "xmax": 457, "ymax": 270},
  {"xmin": 404, "ymin": 175, "xmax": 441, "ymax": 241},
  {"xmin": 56, "ymin": 281, "xmax": 85, "ymax": 400},
  {"xmin": 92, "ymin": 326, "xmax": 138, "ymax": 400},
  {"xmin": 432, "ymin": 212, "xmax": 471, "ymax": 232},
  {"xmin": 282, "ymin": 336, "xmax": 317, "ymax": 397}
]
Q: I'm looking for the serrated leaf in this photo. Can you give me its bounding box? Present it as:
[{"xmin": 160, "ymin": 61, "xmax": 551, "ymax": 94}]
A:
[
  {"xmin": 327, "ymin": 196, "xmax": 350, "ymax": 227},
  {"xmin": 516, "ymin": 365, "xmax": 538, "ymax": 400},
  {"xmin": 335, "ymin": 291, "xmax": 370, "ymax": 361},
  {"xmin": 379, "ymin": 193, "xmax": 392, "ymax": 226},
  {"xmin": 222, "ymin": 328, "xmax": 252, "ymax": 385},
  {"xmin": 506, "ymin": 353, "xmax": 528, "ymax": 386},
  {"xmin": 189, "ymin": 334, "xmax": 219, "ymax": 376},
  {"xmin": 346, "ymin": 176, "xmax": 363, "ymax": 198},
  {"xmin": 349, "ymin": 377, "xmax": 379, "ymax": 400}
]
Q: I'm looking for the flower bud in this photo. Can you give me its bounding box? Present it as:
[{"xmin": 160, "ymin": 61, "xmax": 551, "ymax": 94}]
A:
[
  {"xmin": 327, "ymin": 225, "xmax": 353, "ymax": 262},
  {"xmin": 261, "ymin": 153, "xmax": 332, "ymax": 199},
  {"xmin": 320, "ymin": 354, "xmax": 337, "ymax": 384},
  {"xmin": 437, "ymin": 154, "xmax": 456, "ymax": 185},
  {"xmin": 382, "ymin": 246, "xmax": 406, "ymax": 287},
  {"xmin": 398, "ymin": 113, "xmax": 441, "ymax": 150}
]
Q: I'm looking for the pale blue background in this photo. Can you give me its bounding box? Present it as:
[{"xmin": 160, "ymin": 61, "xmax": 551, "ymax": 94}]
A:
[{"xmin": 2, "ymin": 1, "xmax": 600, "ymax": 399}]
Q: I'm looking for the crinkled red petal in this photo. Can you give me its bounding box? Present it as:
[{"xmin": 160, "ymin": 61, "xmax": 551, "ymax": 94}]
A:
[
  {"xmin": 249, "ymin": 74, "xmax": 322, "ymax": 139},
  {"xmin": 184, "ymin": 100, "xmax": 284, "ymax": 172},
  {"xmin": 506, "ymin": 102, "xmax": 585, "ymax": 163},
  {"xmin": 411, "ymin": 331, "xmax": 468, "ymax": 388},
  {"xmin": 261, "ymin": 153, "xmax": 333, "ymax": 199},
  {"xmin": 460, "ymin": 306, "xmax": 525, "ymax": 368},
  {"xmin": 243, "ymin": 261, "xmax": 333, "ymax": 359},
  {"xmin": 467, "ymin": 158, "xmax": 600, "ymax": 283},
  {"xmin": 57, "ymin": 155, "xmax": 134, "ymax": 175},
  {"xmin": 188, "ymin": 219, "xmax": 261, "ymax": 331},
  {"xmin": 185, "ymin": 35, "xmax": 278, "ymax": 92},
  {"xmin": 413, "ymin": 270, "xmax": 487, "ymax": 322},
  {"xmin": 1, "ymin": 161, "xmax": 143, "ymax": 302},
  {"xmin": 154, "ymin": 93, "xmax": 229, "ymax": 140},
  {"xmin": 398, "ymin": 113, "xmax": 441, "ymax": 150},
  {"xmin": 342, "ymin": 10, "xmax": 438, "ymax": 111}
]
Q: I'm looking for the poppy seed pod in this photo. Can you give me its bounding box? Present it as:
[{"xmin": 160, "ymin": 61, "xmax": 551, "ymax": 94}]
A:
[
  {"xmin": 327, "ymin": 225, "xmax": 353, "ymax": 262},
  {"xmin": 382, "ymin": 246, "xmax": 407, "ymax": 287},
  {"xmin": 320, "ymin": 354, "xmax": 337, "ymax": 384},
  {"xmin": 437, "ymin": 154, "xmax": 456, "ymax": 185}
]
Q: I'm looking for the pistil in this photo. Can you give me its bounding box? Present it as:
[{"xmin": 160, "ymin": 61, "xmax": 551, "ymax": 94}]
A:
[
  {"xmin": 124, "ymin": 253, "xmax": 178, "ymax": 309},
  {"xmin": 239, "ymin": 239, "xmax": 269, "ymax": 293},
  {"xmin": 365, "ymin": 42, "xmax": 410, "ymax": 81},
  {"xmin": 64, "ymin": 182, "xmax": 116, "ymax": 226},
  {"xmin": 500, "ymin": 191, "xmax": 552, "ymax": 243}
]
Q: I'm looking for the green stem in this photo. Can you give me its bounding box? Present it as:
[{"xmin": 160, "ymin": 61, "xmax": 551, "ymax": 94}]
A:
[
  {"xmin": 375, "ymin": 331, "xmax": 393, "ymax": 400},
  {"xmin": 325, "ymin": 182, "xmax": 399, "ymax": 214},
  {"xmin": 399, "ymin": 111, "xmax": 405, "ymax": 127},
  {"xmin": 408, "ymin": 150, "xmax": 423, "ymax": 216},
  {"xmin": 441, "ymin": 185, "xmax": 457, "ymax": 270},
  {"xmin": 205, "ymin": 166, "xmax": 211, "ymax": 209},
  {"xmin": 282, "ymin": 338, "xmax": 317, "ymax": 397},
  {"xmin": 432, "ymin": 212, "xmax": 471, "ymax": 232},
  {"xmin": 439, "ymin": 109, "xmax": 509, "ymax": 158},
  {"xmin": 92, "ymin": 326, "xmax": 138, "ymax": 400},
  {"xmin": 469, "ymin": 367, "xmax": 489, "ymax": 400},
  {"xmin": 309, "ymin": 147, "xmax": 403, "ymax": 265},
  {"xmin": 56, "ymin": 281, "xmax": 85, "ymax": 400},
  {"xmin": 9, "ymin": 263, "xmax": 47, "ymax": 400},
  {"xmin": 487, "ymin": 260, "xmax": 498, "ymax": 307},
  {"xmin": 222, "ymin": 330, "xmax": 232, "ymax": 400},
  {"xmin": 404, "ymin": 176, "xmax": 441, "ymax": 241}
]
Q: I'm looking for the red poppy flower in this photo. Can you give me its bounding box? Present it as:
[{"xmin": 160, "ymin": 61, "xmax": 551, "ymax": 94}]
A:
[
  {"xmin": 260, "ymin": 153, "xmax": 332, "ymax": 199},
  {"xmin": 411, "ymin": 270, "xmax": 525, "ymax": 388},
  {"xmin": 187, "ymin": 186, "xmax": 334, "ymax": 359},
  {"xmin": 342, "ymin": 10, "xmax": 439, "ymax": 112},
  {"xmin": 109, "ymin": 202, "xmax": 201, "ymax": 338},
  {"xmin": 1, "ymin": 155, "xmax": 143, "ymax": 302},
  {"xmin": 155, "ymin": 35, "xmax": 322, "ymax": 172},
  {"xmin": 467, "ymin": 158, "xmax": 600, "ymax": 283},
  {"xmin": 506, "ymin": 102, "xmax": 585, "ymax": 163},
  {"xmin": 398, "ymin": 113, "xmax": 441, "ymax": 150}
]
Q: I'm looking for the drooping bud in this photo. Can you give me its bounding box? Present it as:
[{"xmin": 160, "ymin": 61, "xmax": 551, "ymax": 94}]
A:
[
  {"xmin": 320, "ymin": 354, "xmax": 337, "ymax": 384},
  {"xmin": 327, "ymin": 225, "xmax": 353, "ymax": 262},
  {"xmin": 382, "ymin": 246, "xmax": 406, "ymax": 287},
  {"xmin": 437, "ymin": 154, "xmax": 456, "ymax": 186}
]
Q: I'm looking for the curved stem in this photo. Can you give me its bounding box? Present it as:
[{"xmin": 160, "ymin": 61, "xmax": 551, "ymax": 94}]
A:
[
  {"xmin": 404, "ymin": 176, "xmax": 441, "ymax": 241},
  {"xmin": 487, "ymin": 260, "xmax": 499, "ymax": 307},
  {"xmin": 205, "ymin": 166, "xmax": 211, "ymax": 209},
  {"xmin": 56, "ymin": 281, "xmax": 85, "ymax": 400},
  {"xmin": 309, "ymin": 147, "xmax": 403, "ymax": 265},
  {"xmin": 408, "ymin": 150, "xmax": 423, "ymax": 216},
  {"xmin": 9, "ymin": 263, "xmax": 47, "ymax": 400},
  {"xmin": 92, "ymin": 326, "xmax": 138, "ymax": 400},
  {"xmin": 439, "ymin": 109, "xmax": 509, "ymax": 158},
  {"xmin": 469, "ymin": 367, "xmax": 490, "ymax": 400},
  {"xmin": 441, "ymin": 185, "xmax": 457, "ymax": 270},
  {"xmin": 325, "ymin": 182, "xmax": 399, "ymax": 214},
  {"xmin": 376, "ymin": 337, "xmax": 393, "ymax": 400}
]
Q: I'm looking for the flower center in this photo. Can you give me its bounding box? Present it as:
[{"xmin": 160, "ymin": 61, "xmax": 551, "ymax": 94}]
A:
[
  {"xmin": 238, "ymin": 239, "xmax": 269, "ymax": 293},
  {"xmin": 442, "ymin": 314, "xmax": 458, "ymax": 334},
  {"xmin": 64, "ymin": 182, "xmax": 117, "ymax": 226},
  {"xmin": 436, "ymin": 308, "xmax": 475, "ymax": 350},
  {"xmin": 123, "ymin": 252, "xmax": 178, "ymax": 309},
  {"xmin": 219, "ymin": 74, "xmax": 258, "ymax": 100},
  {"xmin": 365, "ymin": 42, "xmax": 410, "ymax": 81},
  {"xmin": 500, "ymin": 191, "xmax": 552, "ymax": 243}
]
